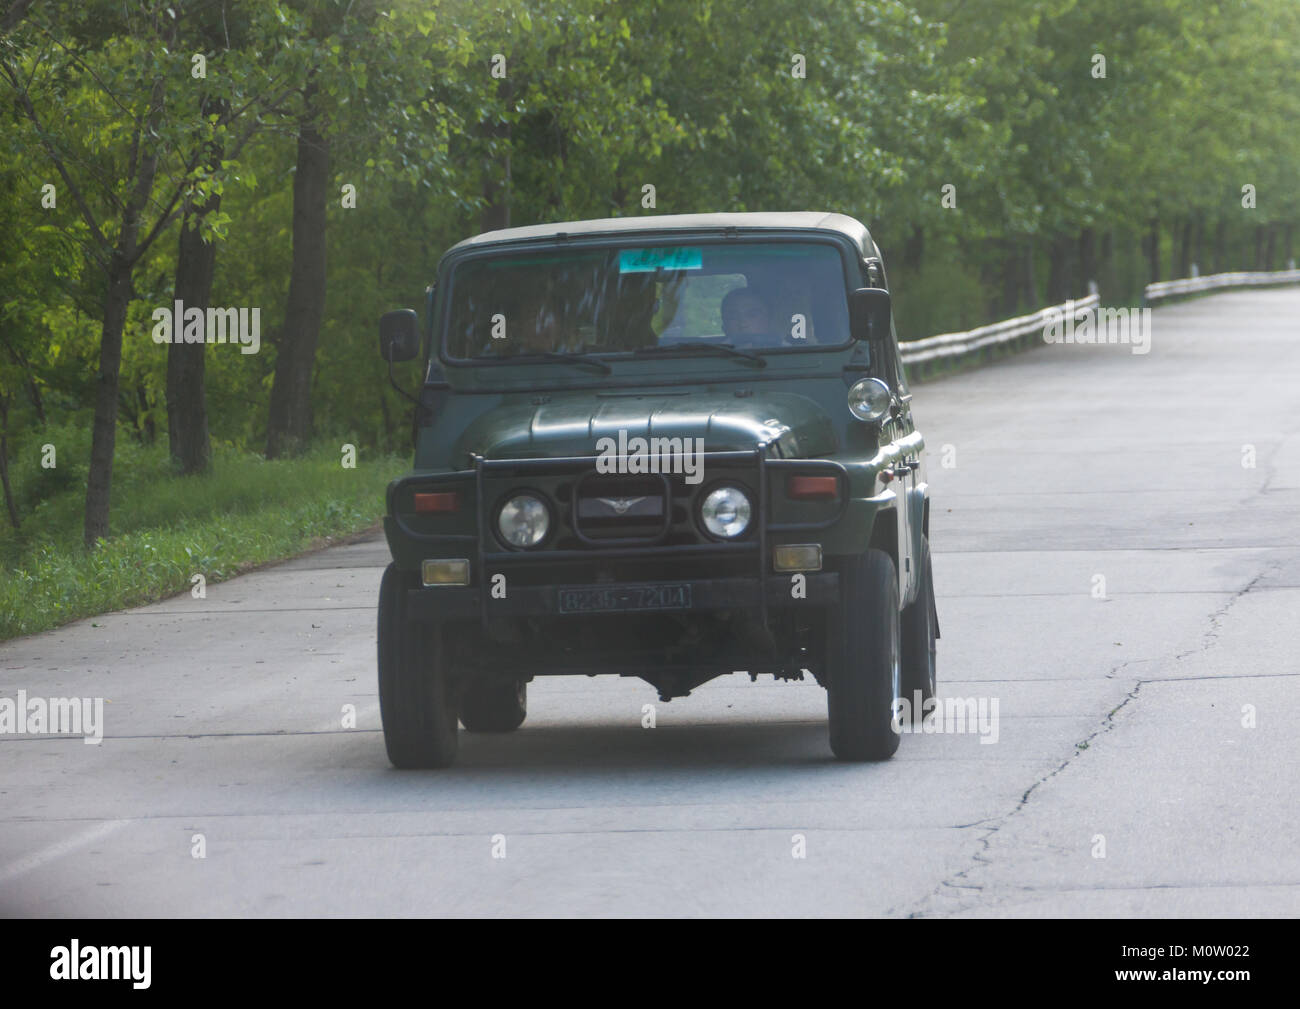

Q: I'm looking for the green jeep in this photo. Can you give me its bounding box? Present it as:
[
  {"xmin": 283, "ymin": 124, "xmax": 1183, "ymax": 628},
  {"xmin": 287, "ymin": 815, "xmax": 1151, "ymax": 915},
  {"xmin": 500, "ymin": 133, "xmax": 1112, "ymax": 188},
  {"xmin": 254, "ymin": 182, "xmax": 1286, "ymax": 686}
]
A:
[{"xmin": 377, "ymin": 212, "xmax": 937, "ymax": 768}]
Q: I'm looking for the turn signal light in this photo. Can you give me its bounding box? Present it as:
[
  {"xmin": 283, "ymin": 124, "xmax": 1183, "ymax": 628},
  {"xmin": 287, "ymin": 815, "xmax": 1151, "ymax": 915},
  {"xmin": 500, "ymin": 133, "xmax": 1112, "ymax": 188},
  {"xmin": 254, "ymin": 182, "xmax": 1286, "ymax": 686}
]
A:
[
  {"xmin": 414, "ymin": 491, "xmax": 460, "ymax": 514},
  {"xmin": 787, "ymin": 475, "xmax": 838, "ymax": 500}
]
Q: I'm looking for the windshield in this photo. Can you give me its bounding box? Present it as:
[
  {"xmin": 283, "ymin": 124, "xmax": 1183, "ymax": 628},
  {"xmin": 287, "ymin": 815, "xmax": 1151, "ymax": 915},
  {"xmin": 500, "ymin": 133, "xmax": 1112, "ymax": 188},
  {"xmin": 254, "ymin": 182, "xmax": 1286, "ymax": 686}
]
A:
[{"xmin": 443, "ymin": 240, "xmax": 851, "ymax": 360}]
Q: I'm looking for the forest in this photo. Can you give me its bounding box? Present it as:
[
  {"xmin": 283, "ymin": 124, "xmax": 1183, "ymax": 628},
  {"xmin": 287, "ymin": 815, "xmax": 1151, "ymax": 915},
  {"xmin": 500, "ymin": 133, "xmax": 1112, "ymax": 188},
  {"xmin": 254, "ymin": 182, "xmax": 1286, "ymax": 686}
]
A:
[{"xmin": 1, "ymin": 0, "xmax": 1296, "ymax": 635}]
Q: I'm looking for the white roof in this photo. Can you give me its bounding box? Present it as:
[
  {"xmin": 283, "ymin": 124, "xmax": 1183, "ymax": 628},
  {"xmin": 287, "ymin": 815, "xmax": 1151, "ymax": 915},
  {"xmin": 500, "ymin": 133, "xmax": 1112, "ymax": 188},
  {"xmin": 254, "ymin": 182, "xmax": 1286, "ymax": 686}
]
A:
[{"xmin": 444, "ymin": 212, "xmax": 874, "ymax": 257}]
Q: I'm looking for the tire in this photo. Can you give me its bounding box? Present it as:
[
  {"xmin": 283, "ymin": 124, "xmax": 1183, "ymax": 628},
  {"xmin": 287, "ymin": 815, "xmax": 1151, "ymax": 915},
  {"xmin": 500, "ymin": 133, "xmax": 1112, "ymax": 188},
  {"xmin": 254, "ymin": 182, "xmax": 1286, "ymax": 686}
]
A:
[
  {"xmin": 459, "ymin": 679, "xmax": 527, "ymax": 733},
  {"xmin": 900, "ymin": 534, "xmax": 937, "ymax": 716},
  {"xmin": 377, "ymin": 563, "xmax": 459, "ymax": 768},
  {"xmin": 826, "ymin": 548, "xmax": 902, "ymax": 761}
]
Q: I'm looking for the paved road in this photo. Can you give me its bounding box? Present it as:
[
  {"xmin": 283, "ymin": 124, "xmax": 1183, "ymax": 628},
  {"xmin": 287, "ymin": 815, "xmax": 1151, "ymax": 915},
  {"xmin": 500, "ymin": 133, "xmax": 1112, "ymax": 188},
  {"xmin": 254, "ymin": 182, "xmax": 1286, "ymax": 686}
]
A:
[{"xmin": 2, "ymin": 289, "xmax": 1297, "ymax": 917}]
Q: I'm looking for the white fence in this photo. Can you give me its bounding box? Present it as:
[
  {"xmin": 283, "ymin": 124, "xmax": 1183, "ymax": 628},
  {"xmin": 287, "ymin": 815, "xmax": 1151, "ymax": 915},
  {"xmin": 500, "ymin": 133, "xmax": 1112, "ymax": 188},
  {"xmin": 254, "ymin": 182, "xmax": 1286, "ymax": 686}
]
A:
[
  {"xmin": 1144, "ymin": 268, "xmax": 1300, "ymax": 304},
  {"xmin": 899, "ymin": 293, "xmax": 1098, "ymax": 366},
  {"xmin": 899, "ymin": 266, "xmax": 1300, "ymax": 367}
]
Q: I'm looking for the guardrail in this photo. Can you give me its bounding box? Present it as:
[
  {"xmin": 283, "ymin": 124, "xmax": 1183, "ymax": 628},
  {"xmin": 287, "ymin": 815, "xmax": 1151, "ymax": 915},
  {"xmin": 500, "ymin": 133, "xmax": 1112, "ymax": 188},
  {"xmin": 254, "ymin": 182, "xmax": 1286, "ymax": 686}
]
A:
[
  {"xmin": 1144, "ymin": 268, "xmax": 1300, "ymax": 304},
  {"xmin": 899, "ymin": 293, "xmax": 1098, "ymax": 366},
  {"xmin": 899, "ymin": 266, "xmax": 1300, "ymax": 372}
]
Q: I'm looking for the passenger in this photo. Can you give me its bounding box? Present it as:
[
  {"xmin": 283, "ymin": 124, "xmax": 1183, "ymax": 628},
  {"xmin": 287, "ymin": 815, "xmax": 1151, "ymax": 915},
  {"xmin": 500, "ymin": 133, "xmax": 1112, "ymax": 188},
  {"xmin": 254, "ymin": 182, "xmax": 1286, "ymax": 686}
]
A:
[{"xmin": 720, "ymin": 287, "xmax": 776, "ymax": 345}]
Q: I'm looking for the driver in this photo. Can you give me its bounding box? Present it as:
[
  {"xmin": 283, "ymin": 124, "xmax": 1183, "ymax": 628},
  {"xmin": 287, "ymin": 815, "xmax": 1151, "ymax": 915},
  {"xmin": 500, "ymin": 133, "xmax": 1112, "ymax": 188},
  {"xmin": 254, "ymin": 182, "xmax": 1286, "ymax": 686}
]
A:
[
  {"xmin": 509, "ymin": 290, "xmax": 563, "ymax": 355},
  {"xmin": 721, "ymin": 287, "xmax": 776, "ymax": 345}
]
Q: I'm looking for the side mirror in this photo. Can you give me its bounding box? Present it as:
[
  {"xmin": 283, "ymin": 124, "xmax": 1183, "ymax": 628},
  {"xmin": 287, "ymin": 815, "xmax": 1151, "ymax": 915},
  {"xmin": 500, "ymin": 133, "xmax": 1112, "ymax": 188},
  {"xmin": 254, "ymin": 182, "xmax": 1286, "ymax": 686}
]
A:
[
  {"xmin": 849, "ymin": 287, "xmax": 892, "ymax": 347},
  {"xmin": 379, "ymin": 309, "xmax": 420, "ymax": 363}
]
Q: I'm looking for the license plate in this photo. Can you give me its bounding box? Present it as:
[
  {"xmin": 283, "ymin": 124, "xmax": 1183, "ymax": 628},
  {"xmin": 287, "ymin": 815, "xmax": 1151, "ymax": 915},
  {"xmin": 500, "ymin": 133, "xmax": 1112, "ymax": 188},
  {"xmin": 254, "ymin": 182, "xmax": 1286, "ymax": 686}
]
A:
[{"xmin": 557, "ymin": 582, "xmax": 693, "ymax": 614}]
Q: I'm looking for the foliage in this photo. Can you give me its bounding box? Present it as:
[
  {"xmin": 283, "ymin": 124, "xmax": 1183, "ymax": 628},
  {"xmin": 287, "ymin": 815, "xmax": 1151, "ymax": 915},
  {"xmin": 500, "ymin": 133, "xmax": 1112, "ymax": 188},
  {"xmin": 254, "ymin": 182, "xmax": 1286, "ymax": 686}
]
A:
[{"xmin": 1, "ymin": 0, "xmax": 1297, "ymax": 582}]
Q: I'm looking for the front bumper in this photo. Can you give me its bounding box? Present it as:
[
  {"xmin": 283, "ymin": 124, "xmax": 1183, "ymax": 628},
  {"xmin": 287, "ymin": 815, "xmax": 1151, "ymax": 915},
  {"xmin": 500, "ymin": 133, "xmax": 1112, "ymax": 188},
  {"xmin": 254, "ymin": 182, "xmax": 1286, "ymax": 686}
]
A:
[
  {"xmin": 391, "ymin": 448, "xmax": 858, "ymax": 631},
  {"xmin": 406, "ymin": 572, "xmax": 839, "ymax": 621}
]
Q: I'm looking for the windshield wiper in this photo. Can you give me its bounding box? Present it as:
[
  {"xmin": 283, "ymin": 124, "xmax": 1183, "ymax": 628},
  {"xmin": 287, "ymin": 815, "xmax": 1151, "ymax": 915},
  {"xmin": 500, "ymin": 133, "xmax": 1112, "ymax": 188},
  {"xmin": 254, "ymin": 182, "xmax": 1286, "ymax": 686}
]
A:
[
  {"xmin": 521, "ymin": 350, "xmax": 612, "ymax": 374},
  {"xmin": 632, "ymin": 342, "xmax": 767, "ymax": 367}
]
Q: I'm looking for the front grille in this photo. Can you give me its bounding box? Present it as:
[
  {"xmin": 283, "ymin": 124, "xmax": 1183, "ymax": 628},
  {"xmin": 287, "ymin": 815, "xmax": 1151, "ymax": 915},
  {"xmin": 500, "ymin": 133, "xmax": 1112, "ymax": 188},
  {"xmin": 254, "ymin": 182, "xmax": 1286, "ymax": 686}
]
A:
[{"xmin": 572, "ymin": 473, "xmax": 670, "ymax": 541}]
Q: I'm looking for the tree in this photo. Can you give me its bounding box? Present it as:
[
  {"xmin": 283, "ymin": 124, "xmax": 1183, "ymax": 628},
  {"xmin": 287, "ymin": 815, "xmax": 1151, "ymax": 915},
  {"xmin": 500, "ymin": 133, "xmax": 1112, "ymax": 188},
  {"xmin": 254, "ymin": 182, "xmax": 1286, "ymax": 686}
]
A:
[{"xmin": 1, "ymin": 0, "xmax": 302, "ymax": 544}]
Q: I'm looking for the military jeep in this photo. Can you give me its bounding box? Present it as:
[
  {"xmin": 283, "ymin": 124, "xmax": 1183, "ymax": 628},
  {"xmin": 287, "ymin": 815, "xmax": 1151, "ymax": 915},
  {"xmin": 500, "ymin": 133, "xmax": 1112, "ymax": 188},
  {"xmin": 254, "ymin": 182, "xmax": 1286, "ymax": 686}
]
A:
[{"xmin": 377, "ymin": 212, "xmax": 937, "ymax": 768}]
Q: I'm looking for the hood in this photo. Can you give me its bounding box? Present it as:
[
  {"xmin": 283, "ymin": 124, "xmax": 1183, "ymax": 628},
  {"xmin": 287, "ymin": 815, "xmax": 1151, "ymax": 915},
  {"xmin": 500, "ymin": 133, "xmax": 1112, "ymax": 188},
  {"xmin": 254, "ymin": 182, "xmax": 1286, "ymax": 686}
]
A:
[{"xmin": 452, "ymin": 391, "xmax": 837, "ymax": 461}]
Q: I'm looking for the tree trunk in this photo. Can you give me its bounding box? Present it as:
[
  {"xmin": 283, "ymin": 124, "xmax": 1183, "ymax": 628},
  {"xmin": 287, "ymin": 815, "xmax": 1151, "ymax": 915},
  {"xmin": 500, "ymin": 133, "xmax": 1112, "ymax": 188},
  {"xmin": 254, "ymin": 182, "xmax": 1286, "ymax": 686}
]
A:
[
  {"xmin": 1046, "ymin": 235, "xmax": 1072, "ymax": 303},
  {"xmin": 978, "ymin": 239, "xmax": 1002, "ymax": 318},
  {"xmin": 166, "ymin": 93, "xmax": 224, "ymax": 475},
  {"xmin": 0, "ymin": 393, "xmax": 19, "ymax": 531},
  {"xmin": 266, "ymin": 103, "xmax": 329, "ymax": 460},
  {"xmin": 480, "ymin": 79, "xmax": 512, "ymax": 233},
  {"xmin": 1213, "ymin": 219, "xmax": 1227, "ymax": 274},
  {"xmin": 901, "ymin": 224, "xmax": 924, "ymax": 273},
  {"xmin": 1191, "ymin": 217, "xmax": 1206, "ymax": 274},
  {"xmin": 481, "ymin": 156, "xmax": 510, "ymax": 233},
  {"xmin": 1, "ymin": 334, "xmax": 45, "ymax": 423},
  {"xmin": 1177, "ymin": 215, "xmax": 1194, "ymax": 279},
  {"xmin": 1078, "ymin": 227, "xmax": 1097, "ymax": 292},
  {"xmin": 379, "ymin": 391, "xmax": 393, "ymax": 446},
  {"xmin": 137, "ymin": 382, "xmax": 155, "ymax": 444},
  {"xmin": 1263, "ymin": 224, "xmax": 1277, "ymax": 272},
  {"xmin": 167, "ymin": 210, "xmax": 216, "ymax": 471},
  {"xmin": 1285, "ymin": 222, "xmax": 1295, "ymax": 267},
  {"xmin": 1021, "ymin": 238, "xmax": 1037, "ymax": 308},
  {"xmin": 1144, "ymin": 219, "xmax": 1161, "ymax": 283},
  {"xmin": 81, "ymin": 78, "xmax": 166, "ymax": 548},
  {"xmin": 1098, "ymin": 230, "xmax": 1113, "ymax": 296},
  {"xmin": 83, "ymin": 253, "xmax": 134, "ymax": 546}
]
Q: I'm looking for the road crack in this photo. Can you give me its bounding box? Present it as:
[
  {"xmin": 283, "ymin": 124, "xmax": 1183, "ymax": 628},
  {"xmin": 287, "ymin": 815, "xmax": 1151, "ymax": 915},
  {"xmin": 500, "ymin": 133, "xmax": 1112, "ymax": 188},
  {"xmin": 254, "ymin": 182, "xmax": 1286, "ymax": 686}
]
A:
[{"xmin": 901, "ymin": 563, "xmax": 1276, "ymax": 918}]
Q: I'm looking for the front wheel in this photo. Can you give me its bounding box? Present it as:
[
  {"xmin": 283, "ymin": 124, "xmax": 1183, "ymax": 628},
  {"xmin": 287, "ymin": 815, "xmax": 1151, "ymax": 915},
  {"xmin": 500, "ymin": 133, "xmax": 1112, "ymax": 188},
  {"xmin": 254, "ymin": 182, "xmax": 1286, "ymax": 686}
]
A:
[
  {"xmin": 826, "ymin": 549, "xmax": 902, "ymax": 761},
  {"xmin": 377, "ymin": 564, "xmax": 459, "ymax": 768}
]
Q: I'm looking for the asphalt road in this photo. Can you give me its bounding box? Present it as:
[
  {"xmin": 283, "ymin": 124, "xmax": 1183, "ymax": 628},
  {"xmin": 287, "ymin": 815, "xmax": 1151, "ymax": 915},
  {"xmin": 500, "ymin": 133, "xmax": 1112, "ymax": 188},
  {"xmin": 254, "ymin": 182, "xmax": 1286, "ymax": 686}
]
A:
[{"xmin": 2, "ymin": 288, "xmax": 1297, "ymax": 918}]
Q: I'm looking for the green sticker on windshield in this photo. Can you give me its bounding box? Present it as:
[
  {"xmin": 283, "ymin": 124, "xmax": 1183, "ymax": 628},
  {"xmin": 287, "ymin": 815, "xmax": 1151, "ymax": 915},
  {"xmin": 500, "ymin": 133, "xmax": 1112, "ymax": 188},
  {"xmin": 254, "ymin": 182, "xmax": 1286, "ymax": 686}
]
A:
[{"xmin": 618, "ymin": 247, "xmax": 703, "ymax": 273}]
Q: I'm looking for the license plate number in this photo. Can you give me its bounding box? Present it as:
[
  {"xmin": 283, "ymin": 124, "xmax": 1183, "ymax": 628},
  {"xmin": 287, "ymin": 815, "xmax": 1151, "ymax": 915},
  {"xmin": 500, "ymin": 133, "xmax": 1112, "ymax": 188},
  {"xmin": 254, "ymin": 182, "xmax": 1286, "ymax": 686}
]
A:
[{"xmin": 557, "ymin": 583, "xmax": 693, "ymax": 614}]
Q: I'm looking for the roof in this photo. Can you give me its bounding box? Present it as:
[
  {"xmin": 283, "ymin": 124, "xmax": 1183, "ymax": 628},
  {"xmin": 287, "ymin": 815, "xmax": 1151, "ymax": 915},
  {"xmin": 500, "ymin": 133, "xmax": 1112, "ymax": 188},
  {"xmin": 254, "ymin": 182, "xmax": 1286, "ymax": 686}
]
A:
[{"xmin": 444, "ymin": 212, "xmax": 875, "ymax": 257}]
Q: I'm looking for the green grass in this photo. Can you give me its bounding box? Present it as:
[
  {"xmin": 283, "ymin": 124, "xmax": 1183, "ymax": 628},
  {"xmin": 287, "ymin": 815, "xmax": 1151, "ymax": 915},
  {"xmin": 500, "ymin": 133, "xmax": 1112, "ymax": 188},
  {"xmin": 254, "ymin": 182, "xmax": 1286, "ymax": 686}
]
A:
[{"xmin": 0, "ymin": 425, "xmax": 404, "ymax": 641}]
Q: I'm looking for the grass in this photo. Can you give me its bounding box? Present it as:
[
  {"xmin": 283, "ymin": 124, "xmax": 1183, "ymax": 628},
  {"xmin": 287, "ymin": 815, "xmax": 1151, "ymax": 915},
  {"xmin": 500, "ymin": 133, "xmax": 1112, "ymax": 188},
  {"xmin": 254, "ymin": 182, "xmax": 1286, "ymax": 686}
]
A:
[{"xmin": 0, "ymin": 424, "xmax": 404, "ymax": 641}]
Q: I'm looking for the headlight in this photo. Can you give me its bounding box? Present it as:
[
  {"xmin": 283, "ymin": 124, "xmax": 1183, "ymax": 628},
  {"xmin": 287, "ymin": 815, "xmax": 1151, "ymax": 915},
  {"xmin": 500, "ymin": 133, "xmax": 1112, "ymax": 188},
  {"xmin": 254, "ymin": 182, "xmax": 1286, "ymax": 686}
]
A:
[
  {"xmin": 497, "ymin": 493, "xmax": 550, "ymax": 547},
  {"xmin": 700, "ymin": 485, "xmax": 752, "ymax": 539},
  {"xmin": 847, "ymin": 377, "xmax": 892, "ymax": 422}
]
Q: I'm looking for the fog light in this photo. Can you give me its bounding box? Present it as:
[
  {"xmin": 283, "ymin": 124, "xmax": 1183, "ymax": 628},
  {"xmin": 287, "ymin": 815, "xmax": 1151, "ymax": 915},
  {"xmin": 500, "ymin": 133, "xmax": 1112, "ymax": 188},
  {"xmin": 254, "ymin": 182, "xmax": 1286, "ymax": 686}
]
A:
[
  {"xmin": 773, "ymin": 544, "xmax": 822, "ymax": 572},
  {"xmin": 422, "ymin": 559, "xmax": 470, "ymax": 586}
]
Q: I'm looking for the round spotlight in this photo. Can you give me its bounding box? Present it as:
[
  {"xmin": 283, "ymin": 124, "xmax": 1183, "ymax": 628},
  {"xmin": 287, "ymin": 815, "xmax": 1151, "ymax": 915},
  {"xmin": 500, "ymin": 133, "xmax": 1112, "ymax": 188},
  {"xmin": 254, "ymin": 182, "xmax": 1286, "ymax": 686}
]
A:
[
  {"xmin": 848, "ymin": 377, "xmax": 893, "ymax": 422},
  {"xmin": 497, "ymin": 493, "xmax": 550, "ymax": 548},
  {"xmin": 699, "ymin": 485, "xmax": 752, "ymax": 539}
]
